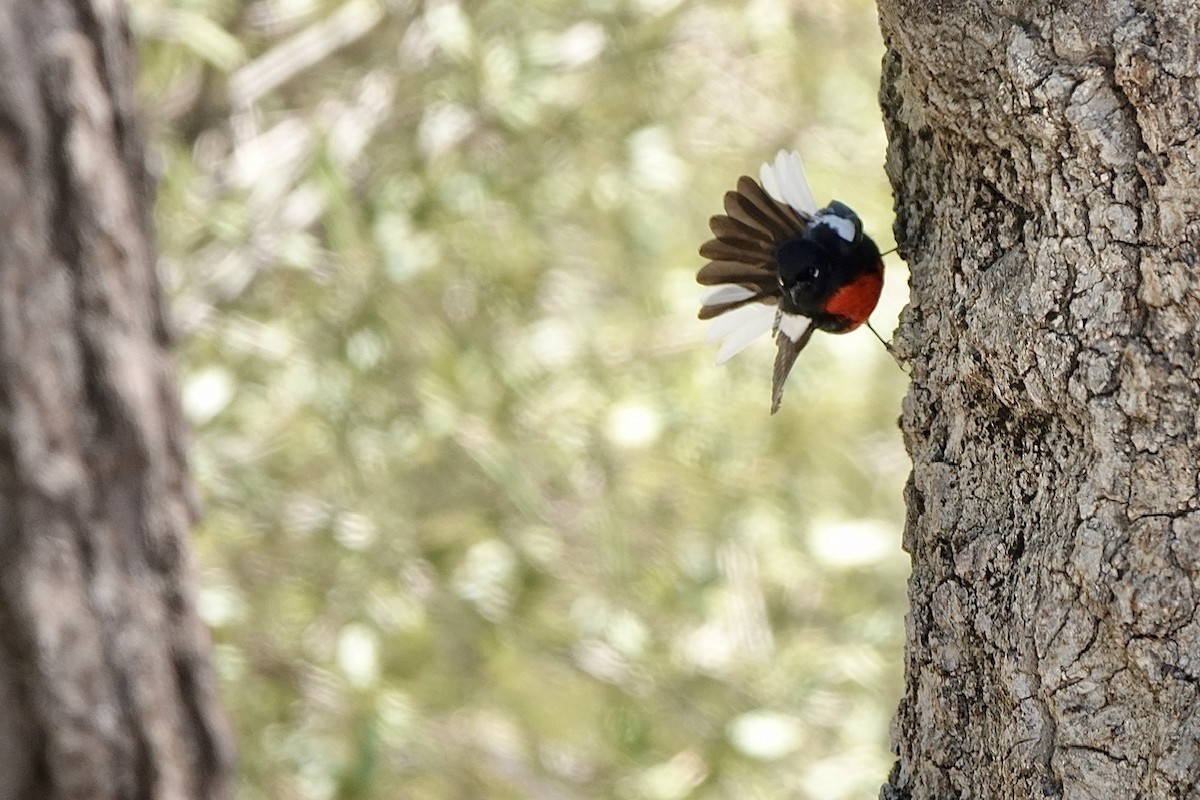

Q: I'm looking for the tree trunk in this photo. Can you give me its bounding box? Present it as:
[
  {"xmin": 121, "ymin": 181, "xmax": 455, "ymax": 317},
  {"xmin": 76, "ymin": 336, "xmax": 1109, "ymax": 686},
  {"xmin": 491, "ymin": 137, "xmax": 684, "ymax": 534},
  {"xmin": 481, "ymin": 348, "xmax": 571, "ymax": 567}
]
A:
[
  {"xmin": 0, "ymin": 3, "xmax": 233, "ymax": 798},
  {"xmin": 878, "ymin": 1, "xmax": 1200, "ymax": 797}
]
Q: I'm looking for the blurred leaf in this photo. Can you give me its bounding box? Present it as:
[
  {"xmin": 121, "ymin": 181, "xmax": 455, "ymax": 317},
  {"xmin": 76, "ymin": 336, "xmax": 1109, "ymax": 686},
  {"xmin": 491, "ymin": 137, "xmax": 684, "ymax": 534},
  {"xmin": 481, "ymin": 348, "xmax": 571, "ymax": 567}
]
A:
[{"xmin": 171, "ymin": 10, "xmax": 246, "ymax": 70}]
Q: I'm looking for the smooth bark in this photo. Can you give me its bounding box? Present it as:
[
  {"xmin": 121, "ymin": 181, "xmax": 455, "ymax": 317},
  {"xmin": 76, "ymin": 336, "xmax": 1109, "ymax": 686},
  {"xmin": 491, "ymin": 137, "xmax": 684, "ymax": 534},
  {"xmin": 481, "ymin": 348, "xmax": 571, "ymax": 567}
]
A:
[{"xmin": 0, "ymin": 3, "xmax": 233, "ymax": 798}]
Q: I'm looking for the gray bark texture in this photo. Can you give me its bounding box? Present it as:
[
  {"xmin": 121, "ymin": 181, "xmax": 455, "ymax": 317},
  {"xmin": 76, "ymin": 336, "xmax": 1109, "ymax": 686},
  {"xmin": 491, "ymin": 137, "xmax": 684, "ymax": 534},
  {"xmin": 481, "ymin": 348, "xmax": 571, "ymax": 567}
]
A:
[
  {"xmin": 878, "ymin": 1, "xmax": 1200, "ymax": 798},
  {"xmin": 0, "ymin": 2, "xmax": 234, "ymax": 799}
]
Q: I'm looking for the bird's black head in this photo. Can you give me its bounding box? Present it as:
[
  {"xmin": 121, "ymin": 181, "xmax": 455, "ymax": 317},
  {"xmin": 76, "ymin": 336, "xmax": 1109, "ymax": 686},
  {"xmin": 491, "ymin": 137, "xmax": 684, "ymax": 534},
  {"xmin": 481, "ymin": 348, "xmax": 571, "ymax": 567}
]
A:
[{"xmin": 774, "ymin": 201, "xmax": 877, "ymax": 316}]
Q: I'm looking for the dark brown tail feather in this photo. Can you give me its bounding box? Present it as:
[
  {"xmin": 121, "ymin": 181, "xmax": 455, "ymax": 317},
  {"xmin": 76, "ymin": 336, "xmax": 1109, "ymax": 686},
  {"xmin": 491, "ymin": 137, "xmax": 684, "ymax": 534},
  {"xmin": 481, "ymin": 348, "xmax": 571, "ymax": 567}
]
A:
[
  {"xmin": 698, "ymin": 237, "xmax": 771, "ymax": 263},
  {"xmin": 708, "ymin": 213, "xmax": 769, "ymax": 243},
  {"xmin": 698, "ymin": 292, "xmax": 779, "ymax": 320},
  {"xmin": 735, "ymin": 176, "xmax": 809, "ymax": 234},
  {"xmin": 696, "ymin": 259, "xmax": 774, "ymax": 286}
]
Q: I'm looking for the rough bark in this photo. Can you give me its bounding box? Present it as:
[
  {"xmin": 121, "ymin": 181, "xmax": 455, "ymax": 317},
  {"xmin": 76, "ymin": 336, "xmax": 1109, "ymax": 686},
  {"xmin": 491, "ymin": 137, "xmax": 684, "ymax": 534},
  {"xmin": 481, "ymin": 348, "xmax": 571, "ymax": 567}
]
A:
[
  {"xmin": 878, "ymin": 1, "xmax": 1200, "ymax": 798},
  {"xmin": 0, "ymin": 3, "xmax": 234, "ymax": 798}
]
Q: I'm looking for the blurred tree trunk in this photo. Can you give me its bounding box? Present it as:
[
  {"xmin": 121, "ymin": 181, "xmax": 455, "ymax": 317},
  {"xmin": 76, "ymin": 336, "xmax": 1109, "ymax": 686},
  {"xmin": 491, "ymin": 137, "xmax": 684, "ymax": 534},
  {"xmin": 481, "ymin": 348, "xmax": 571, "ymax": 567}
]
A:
[
  {"xmin": 0, "ymin": 3, "xmax": 233, "ymax": 799},
  {"xmin": 878, "ymin": 1, "xmax": 1200, "ymax": 798}
]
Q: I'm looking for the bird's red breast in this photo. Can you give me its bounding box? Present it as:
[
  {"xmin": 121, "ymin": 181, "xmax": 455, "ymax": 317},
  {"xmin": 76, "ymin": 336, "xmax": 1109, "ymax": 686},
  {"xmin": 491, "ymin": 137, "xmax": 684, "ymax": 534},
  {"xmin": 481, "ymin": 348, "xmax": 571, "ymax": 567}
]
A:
[{"xmin": 821, "ymin": 264, "xmax": 883, "ymax": 332}]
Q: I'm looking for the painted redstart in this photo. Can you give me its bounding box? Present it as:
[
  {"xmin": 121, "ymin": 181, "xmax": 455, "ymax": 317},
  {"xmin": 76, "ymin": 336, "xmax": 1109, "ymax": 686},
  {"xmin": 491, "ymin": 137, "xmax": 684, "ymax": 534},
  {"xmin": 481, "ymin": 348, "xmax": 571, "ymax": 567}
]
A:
[{"xmin": 697, "ymin": 150, "xmax": 884, "ymax": 414}]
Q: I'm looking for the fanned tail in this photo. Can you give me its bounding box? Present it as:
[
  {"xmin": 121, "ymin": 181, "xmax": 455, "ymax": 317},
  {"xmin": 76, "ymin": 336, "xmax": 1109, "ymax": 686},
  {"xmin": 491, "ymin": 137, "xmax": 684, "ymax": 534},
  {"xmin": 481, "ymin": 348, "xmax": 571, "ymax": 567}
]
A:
[{"xmin": 697, "ymin": 164, "xmax": 813, "ymax": 364}]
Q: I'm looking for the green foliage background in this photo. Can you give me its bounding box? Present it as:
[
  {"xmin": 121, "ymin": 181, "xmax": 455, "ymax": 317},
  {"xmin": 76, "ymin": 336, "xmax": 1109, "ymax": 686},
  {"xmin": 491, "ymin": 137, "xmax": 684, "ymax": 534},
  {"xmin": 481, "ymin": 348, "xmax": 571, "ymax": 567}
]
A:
[{"xmin": 135, "ymin": 0, "xmax": 910, "ymax": 796}]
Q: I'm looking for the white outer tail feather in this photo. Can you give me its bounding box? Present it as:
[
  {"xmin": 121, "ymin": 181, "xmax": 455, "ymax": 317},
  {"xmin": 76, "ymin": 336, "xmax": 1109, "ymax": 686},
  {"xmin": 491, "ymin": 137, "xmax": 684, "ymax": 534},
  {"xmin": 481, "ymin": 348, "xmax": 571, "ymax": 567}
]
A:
[
  {"xmin": 699, "ymin": 284, "xmax": 756, "ymax": 307},
  {"xmin": 760, "ymin": 150, "xmax": 818, "ymax": 217},
  {"xmin": 705, "ymin": 303, "xmax": 775, "ymax": 364}
]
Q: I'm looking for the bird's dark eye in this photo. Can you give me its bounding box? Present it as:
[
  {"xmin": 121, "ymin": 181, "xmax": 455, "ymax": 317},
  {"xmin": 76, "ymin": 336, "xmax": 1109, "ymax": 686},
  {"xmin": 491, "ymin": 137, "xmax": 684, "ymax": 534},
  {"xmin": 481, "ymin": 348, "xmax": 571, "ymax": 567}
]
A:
[{"xmin": 775, "ymin": 238, "xmax": 824, "ymax": 287}]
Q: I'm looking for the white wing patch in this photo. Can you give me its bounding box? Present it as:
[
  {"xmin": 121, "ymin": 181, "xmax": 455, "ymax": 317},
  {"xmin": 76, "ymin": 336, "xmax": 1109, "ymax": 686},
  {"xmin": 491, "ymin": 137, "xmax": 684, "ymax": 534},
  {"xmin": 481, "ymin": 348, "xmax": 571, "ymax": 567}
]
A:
[
  {"xmin": 760, "ymin": 150, "xmax": 818, "ymax": 217},
  {"xmin": 776, "ymin": 312, "xmax": 812, "ymax": 343},
  {"xmin": 705, "ymin": 302, "xmax": 775, "ymax": 365},
  {"xmin": 699, "ymin": 284, "xmax": 757, "ymax": 307},
  {"xmin": 813, "ymin": 213, "xmax": 856, "ymax": 243}
]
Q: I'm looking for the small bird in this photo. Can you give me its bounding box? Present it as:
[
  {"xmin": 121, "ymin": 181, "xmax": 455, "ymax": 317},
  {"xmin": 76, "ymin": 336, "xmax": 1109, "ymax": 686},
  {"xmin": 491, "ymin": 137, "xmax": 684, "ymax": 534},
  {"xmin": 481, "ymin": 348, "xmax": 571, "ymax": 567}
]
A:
[{"xmin": 697, "ymin": 150, "xmax": 885, "ymax": 413}]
